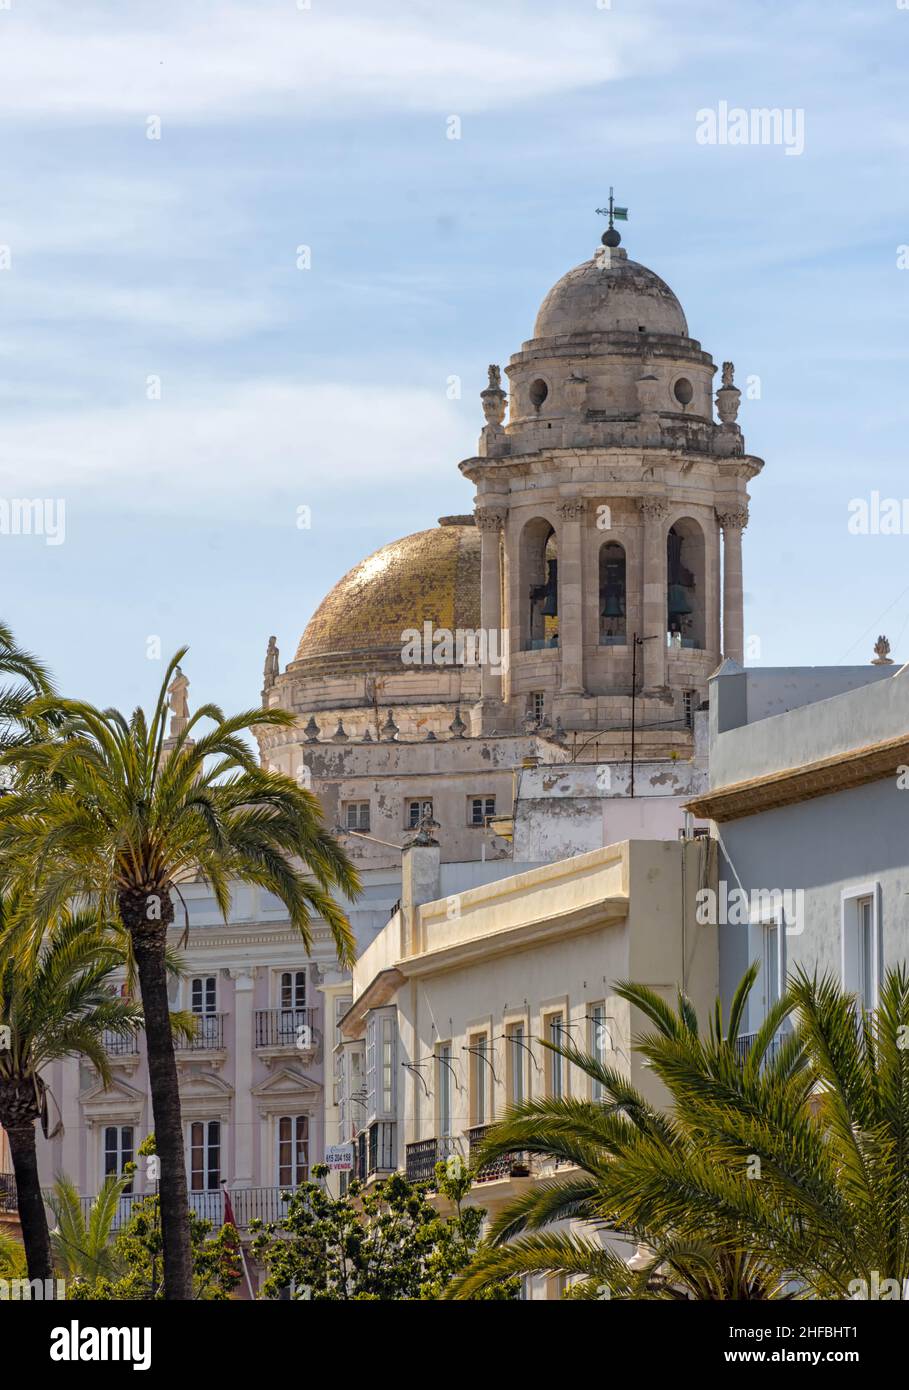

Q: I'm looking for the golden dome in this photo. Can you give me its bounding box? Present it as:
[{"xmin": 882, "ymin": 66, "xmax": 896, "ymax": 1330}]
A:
[{"xmin": 293, "ymin": 518, "xmax": 481, "ymax": 675}]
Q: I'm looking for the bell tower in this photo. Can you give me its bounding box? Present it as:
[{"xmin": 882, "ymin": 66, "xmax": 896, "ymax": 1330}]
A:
[{"xmin": 462, "ymin": 206, "xmax": 763, "ymax": 742}]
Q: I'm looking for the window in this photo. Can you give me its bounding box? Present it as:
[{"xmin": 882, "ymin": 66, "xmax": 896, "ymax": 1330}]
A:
[
  {"xmin": 470, "ymin": 1034, "xmax": 489, "ymax": 1127},
  {"xmin": 529, "ymin": 378, "xmax": 549, "ymax": 410},
  {"xmin": 365, "ymin": 1009, "xmax": 396, "ymax": 1119},
  {"xmin": 277, "ymin": 1115, "xmax": 308, "ymax": 1186},
  {"xmin": 189, "ymin": 1120, "xmax": 221, "ymax": 1192},
  {"xmin": 589, "ymin": 1005, "xmax": 608, "ymax": 1102},
  {"xmin": 104, "ymin": 1125, "xmax": 134, "ymax": 1193},
  {"xmin": 763, "ymin": 922, "xmax": 781, "ymax": 1012},
  {"xmin": 407, "ymin": 798, "xmax": 433, "ymax": 829},
  {"xmin": 530, "ymin": 691, "xmax": 545, "ymax": 723},
  {"xmin": 843, "ymin": 888, "xmax": 880, "ymax": 1011},
  {"xmin": 469, "ymin": 796, "xmax": 496, "ymax": 826},
  {"xmin": 546, "ymin": 1013, "xmax": 565, "ymax": 1098},
  {"xmin": 191, "ymin": 976, "xmax": 216, "ymax": 1015},
  {"xmin": 280, "ymin": 970, "xmax": 306, "ymax": 1010},
  {"xmin": 506, "ymin": 1023, "xmax": 525, "ymax": 1107},
  {"xmin": 673, "ymin": 377, "xmax": 693, "ymax": 406},
  {"xmin": 437, "ymin": 1044, "xmax": 452, "ymax": 1137},
  {"xmin": 344, "ymin": 800, "xmax": 370, "ymax": 831},
  {"xmin": 683, "ymin": 689, "xmax": 696, "ymax": 729},
  {"xmin": 599, "ymin": 542, "xmax": 627, "ymax": 645}
]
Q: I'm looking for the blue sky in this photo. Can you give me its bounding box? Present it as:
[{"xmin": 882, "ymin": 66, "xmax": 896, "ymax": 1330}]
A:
[{"xmin": 1, "ymin": 0, "xmax": 908, "ymax": 716}]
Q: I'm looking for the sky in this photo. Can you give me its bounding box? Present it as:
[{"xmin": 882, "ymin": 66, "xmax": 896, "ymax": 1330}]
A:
[{"xmin": 1, "ymin": 0, "xmax": 908, "ymax": 717}]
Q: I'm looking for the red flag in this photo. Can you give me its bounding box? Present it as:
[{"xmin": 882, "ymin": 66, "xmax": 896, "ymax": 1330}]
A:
[
  {"xmin": 223, "ymin": 1187, "xmax": 238, "ymax": 1228},
  {"xmin": 222, "ymin": 1184, "xmax": 254, "ymax": 1300}
]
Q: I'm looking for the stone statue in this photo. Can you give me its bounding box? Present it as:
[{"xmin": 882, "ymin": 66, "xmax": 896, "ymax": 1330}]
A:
[
  {"xmin": 481, "ymin": 363, "xmax": 507, "ymax": 430},
  {"xmin": 167, "ymin": 666, "xmax": 190, "ymax": 734},
  {"xmin": 721, "ymin": 361, "xmax": 735, "ymax": 389},
  {"xmin": 487, "ymin": 364, "xmax": 501, "ymax": 391},
  {"xmin": 716, "ymin": 361, "xmax": 741, "ymax": 426},
  {"xmin": 872, "ymin": 635, "xmax": 894, "ymax": 666},
  {"xmin": 264, "ymin": 635, "xmax": 280, "ymax": 689}
]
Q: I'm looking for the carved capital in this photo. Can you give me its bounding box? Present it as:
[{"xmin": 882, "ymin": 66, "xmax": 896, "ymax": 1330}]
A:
[
  {"xmin": 716, "ymin": 504, "xmax": 749, "ymax": 532},
  {"xmin": 556, "ymin": 497, "xmax": 586, "ymax": 522},
  {"xmin": 475, "ymin": 506, "xmax": 508, "ymax": 532},
  {"xmin": 636, "ymin": 496, "xmax": 669, "ymax": 522}
]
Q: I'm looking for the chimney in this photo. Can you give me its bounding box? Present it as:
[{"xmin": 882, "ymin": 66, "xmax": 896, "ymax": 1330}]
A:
[{"xmin": 400, "ymin": 838, "xmax": 441, "ymax": 955}]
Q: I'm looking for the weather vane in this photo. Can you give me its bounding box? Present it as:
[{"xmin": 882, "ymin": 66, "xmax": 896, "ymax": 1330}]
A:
[{"xmin": 595, "ymin": 187, "xmax": 629, "ymax": 247}]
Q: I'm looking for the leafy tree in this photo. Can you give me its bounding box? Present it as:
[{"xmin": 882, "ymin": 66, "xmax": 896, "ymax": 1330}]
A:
[
  {"xmin": 450, "ymin": 964, "xmax": 909, "ymax": 1300},
  {"xmin": 0, "ymin": 900, "xmax": 142, "ymax": 1283},
  {"xmin": 0, "ymin": 619, "xmax": 52, "ymax": 759},
  {"xmin": 0, "ymin": 649, "xmax": 359, "ymax": 1299},
  {"xmin": 251, "ymin": 1163, "xmax": 517, "ymax": 1300},
  {"xmin": 66, "ymin": 1193, "xmax": 242, "ymax": 1301},
  {"xmin": 47, "ymin": 1171, "xmax": 133, "ymax": 1282}
]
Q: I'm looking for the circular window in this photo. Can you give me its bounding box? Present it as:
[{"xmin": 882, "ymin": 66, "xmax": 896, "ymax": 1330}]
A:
[
  {"xmin": 529, "ymin": 379, "xmax": 549, "ymax": 410},
  {"xmin": 673, "ymin": 377, "xmax": 694, "ymax": 407}
]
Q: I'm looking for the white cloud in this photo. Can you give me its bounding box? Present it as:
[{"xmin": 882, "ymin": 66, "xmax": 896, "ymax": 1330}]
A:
[
  {"xmin": 0, "ymin": 379, "xmax": 472, "ymax": 510},
  {"xmin": 0, "ymin": 1, "xmax": 673, "ymax": 122}
]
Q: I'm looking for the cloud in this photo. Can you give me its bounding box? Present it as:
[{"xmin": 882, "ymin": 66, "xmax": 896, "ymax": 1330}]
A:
[
  {"xmin": 0, "ymin": 1, "xmax": 672, "ymax": 122},
  {"xmin": 0, "ymin": 379, "xmax": 473, "ymax": 511}
]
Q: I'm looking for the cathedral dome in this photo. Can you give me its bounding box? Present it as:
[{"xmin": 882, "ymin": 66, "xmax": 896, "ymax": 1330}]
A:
[
  {"xmin": 533, "ymin": 248, "xmax": 688, "ymax": 341},
  {"xmin": 293, "ymin": 519, "xmax": 481, "ymax": 675}
]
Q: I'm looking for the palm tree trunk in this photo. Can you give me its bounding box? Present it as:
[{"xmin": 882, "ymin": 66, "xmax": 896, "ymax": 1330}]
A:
[
  {"xmin": 6, "ymin": 1121, "xmax": 53, "ymax": 1283},
  {"xmin": 127, "ymin": 895, "xmax": 193, "ymax": 1300}
]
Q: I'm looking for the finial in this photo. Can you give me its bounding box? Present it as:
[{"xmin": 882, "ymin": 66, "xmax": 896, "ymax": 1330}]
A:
[
  {"xmin": 595, "ymin": 187, "xmax": 628, "ymax": 247},
  {"xmin": 448, "ymin": 706, "xmax": 466, "ymax": 738},
  {"xmin": 303, "ymin": 715, "xmax": 321, "ymax": 743},
  {"xmin": 332, "ymin": 718, "xmax": 349, "ymax": 743},
  {"xmin": 872, "ymin": 635, "xmax": 894, "ymax": 666},
  {"xmin": 380, "ymin": 709, "xmax": 399, "ymax": 741}
]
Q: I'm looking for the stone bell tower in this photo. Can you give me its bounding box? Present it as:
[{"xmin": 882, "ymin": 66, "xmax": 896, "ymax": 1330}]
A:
[{"xmin": 461, "ymin": 205, "xmax": 763, "ymax": 740}]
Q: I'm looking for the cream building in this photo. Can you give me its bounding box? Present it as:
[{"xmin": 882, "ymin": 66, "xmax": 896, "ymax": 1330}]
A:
[{"xmin": 335, "ymin": 835, "xmax": 717, "ymax": 1296}]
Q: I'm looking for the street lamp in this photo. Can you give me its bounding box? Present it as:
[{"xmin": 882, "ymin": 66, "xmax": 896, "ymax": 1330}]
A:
[{"xmin": 630, "ymin": 632, "xmax": 661, "ymax": 799}]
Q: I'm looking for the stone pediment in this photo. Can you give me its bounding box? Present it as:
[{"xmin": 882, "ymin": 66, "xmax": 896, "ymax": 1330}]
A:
[{"xmin": 252, "ymin": 1065, "xmax": 322, "ymax": 1117}]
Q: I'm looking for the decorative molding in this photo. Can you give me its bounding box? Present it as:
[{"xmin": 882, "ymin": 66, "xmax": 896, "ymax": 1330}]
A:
[
  {"xmin": 636, "ymin": 497, "xmax": 669, "ymax": 522},
  {"xmin": 556, "ymin": 497, "xmax": 586, "ymax": 522},
  {"xmin": 684, "ymin": 732, "xmax": 909, "ymax": 823},
  {"xmin": 474, "ymin": 506, "xmax": 508, "ymax": 532},
  {"xmin": 715, "ymin": 504, "xmax": 749, "ymax": 531}
]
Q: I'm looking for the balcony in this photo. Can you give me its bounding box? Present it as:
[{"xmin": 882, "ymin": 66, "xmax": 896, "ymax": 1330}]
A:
[
  {"xmin": 467, "ymin": 1125, "xmax": 531, "ymax": 1183},
  {"xmin": 63, "ymin": 1186, "xmax": 302, "ymax": 1233},
  {"xmin": 367, "ymin": 1121, "xmax": 397, "ymax": 1177},
  {"xmin": 173, "ymin": 1012, "xmax": 226, "ymax": 1052},
  {"xmin": 404, "ymin": 1136, "xmax": 460, "ymax": 1185},
  {"xmin": 732, "ymin": 1029, "xmax": 788, "ymax": 1066},
  {"xmin": 254, "ymin": 1008, "xmax": 316, "ymax": 1063},
  {"xmin": 102, "ymin": 1028, "xmax": 140, "ymax": 1060}
]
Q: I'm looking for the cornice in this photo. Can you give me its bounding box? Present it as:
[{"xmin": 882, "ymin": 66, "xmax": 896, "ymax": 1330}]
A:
[{"xmin": 684, "ymin": 732, "xmax": 909, "ymax": 822}]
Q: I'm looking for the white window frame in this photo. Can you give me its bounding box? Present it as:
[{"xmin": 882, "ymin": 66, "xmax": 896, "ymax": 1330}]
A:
[
  {"xmin": 406, "ymin": 798, "xmax": 433, "ymax": 829},
  {"xmin": 277, "ymin": 969, "xmax": 307, "ymax": 1010},
  {"xmin": 841, "ymin": 882, "xmax": 882, "ymax": 1011},
  {"xmin": 747, "ymin": 903, "xmax": 787, "ymax": 1032},
  {"xmin": 437, "ymin": 1042, "xmax": 453, "ymax": 1137},
  {"xmin": 187, "ymin": 1119, "xmax": 222, "ymax": 1193},
  {"xmin": 505, "ymin": 1020, "xmax": 526, "ymax": 1108},
  {"xmin": 190, "ymin": 975, "xmax": 216, "ymax": 1014},
  {"xmin": 589, "ymin": 1003, "xmax": 608, "ymax": 1101}
]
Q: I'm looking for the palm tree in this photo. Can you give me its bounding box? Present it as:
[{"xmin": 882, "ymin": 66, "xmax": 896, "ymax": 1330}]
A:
[
  {"xmin": 0, "ymin": 649, "xmax": 360, "ymax": 1299},
  {"xmin": 48, "ymin": 1170, "xmax": 132, "ymax": 1283},
  {"xmin": 450, "ymin": 964, "xmax": 909, "ymax": 1300},
  {"xmin": 0, "ymin": 903, "xmax": 142, "ymax": 1283},
  {"xmin": 0, "ymin": 618, "xmax": 52, "ymax": 762}
]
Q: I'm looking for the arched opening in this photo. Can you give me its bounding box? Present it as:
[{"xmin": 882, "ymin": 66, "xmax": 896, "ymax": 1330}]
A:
[
  {"xmin": 599, "ymin": 541, "xmax": 626, "ymax": 645},
  {"xmin": 666, "ymin": 519, "xmax": 705, "ymax": 649},
  {"xmin": 521, "ymin": 518, "xmax": 558, "ymax": 651},
  {"xmin": 529, "ymin": 378, "xmax": 549, "ymax": 411}
]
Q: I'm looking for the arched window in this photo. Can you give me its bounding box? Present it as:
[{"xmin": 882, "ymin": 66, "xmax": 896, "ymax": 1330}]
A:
[
  {"xmin": 521, "ymin": 518, "xmax": 559, "ymax": 650},
  {"xmin": 666, "ymin": 519, "xmax": 705, "ymax": 649},
  {"xmin": 599, "ymin": 542, "xmax": 626, "ymax": 645}
]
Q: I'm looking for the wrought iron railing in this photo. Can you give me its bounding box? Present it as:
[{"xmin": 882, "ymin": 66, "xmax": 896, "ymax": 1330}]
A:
[
  {"xmin": 732, "ymin": 1028, "xmax": 788, "ymax": 1065},
  {"xmin": 404, "ymin": 1135, "xmax": 460, "ymax": 1185},
  {"xmin": 102, "ymin": 1029, "xmax": 140, "ymax": 1056},
  {"xmin": 70, "ymin": 1186, "xmax": 301, "ymax": 1231},
  {"xmin": 0, "ymin": 1171, "xmax": 16, "ymax": 1212},
  {"xmin": 254, "ymin": 1008, "xmax": 315, "ymax": 1049},
  {"xmin": 174, "ymin": 1013, "xmax": 225, "ymax": 1050},
  {"xmin": 466, "ymin": 1125, "xmax": 530, "ymax": 1182}
]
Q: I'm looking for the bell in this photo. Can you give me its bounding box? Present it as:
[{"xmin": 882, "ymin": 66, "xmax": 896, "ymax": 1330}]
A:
[
  {"xmin": 531, "ymin": 559, "xmax": 559, "ymax": 617},
  {"xmin": 601, "ymin": 593, "xmax": 623, "ymax": 618},
  {"xmin": 667, "ymin": 583, "xmax": 692, "ymax": 617}
]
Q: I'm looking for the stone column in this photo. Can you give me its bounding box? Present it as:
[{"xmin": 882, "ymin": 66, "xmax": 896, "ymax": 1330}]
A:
[
  {"xmin": 230, "ymin": 968, "xmax": 256, "ymax": 1188},
  {"xmin": 637, "ymin": 498, "xmax": 668, "ymax": 690},
  {"xmin": 475, "ymin": 505, "xmax": 507, "ymax": 705},
  {"xmin": 717, "ymin": 505, "xmax": 748, "ymax": 663},
  {"xmin": 557, "ymin": 497, "xmax": 586, "ymax": 694}
]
